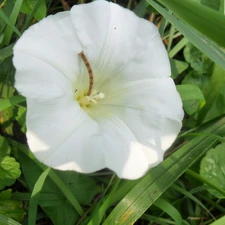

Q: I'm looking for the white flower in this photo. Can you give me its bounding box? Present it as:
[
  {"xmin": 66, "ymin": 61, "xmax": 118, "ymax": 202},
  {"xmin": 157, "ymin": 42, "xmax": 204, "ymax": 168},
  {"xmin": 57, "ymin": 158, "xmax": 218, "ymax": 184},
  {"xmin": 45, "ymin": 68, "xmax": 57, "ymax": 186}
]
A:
[{"xmin": 13, "ymin": 0, "xmax": 184, "ymax": 179}]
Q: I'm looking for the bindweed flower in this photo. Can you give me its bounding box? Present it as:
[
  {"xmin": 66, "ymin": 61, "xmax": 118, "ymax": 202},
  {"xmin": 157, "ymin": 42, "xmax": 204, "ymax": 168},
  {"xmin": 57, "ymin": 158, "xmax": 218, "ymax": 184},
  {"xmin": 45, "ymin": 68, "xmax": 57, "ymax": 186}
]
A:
[{"xmin": 13, "ymin": 0, "xmax": 184, "ymax": 179}]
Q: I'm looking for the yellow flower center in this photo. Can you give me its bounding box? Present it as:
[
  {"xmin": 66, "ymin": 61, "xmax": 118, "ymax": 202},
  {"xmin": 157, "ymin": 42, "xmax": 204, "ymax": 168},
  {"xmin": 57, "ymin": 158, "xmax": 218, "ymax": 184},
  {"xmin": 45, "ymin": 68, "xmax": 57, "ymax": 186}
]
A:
[{"xmin": 77, "ymin": 90, "xmax": 105, "ymax": 108}]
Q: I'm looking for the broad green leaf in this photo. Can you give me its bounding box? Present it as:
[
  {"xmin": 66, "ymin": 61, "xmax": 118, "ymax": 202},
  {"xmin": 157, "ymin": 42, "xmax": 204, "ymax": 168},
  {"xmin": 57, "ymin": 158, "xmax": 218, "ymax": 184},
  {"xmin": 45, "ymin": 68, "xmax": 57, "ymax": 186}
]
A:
[
  {"xmin": 0, "ymin": 156, "xmax": 21, "ymax": 190},
  {"xmin": 170, "ymin": 59, "xmax": 188, "ymax": 79},
  {"xmin": 146, "ymin": 0, "xmax": 225, "ymax": 71},
  {"xmin": 197, "ymin": 65, "xmax": 225, "ymax": 124},
  {"xmin": 95, "ymin": 117, "xmax": 225, "ymax": 225},
  {"xmin": 0, "ymin": 189, "xmax": 25, "ymax": 222},
  {"xmin": 176, "ymin": 84, "xmax": 205, "ymax": 101},
  {"xmin": 200, "ymin": 143, "xmax": 225, "ymax": 198},
  {"xmin": 182, "ymin": 71, "xmax": 211, "ymax": 116},
  {"xmin": 210, "ymin": 215, "xmax": 225, "ymax": 225},
  {"xmin": 184, "ymin": 42, "xmax": 214, "ymax": 74},
  {"xmin": 187, "ymin": 169, "xmax": 225, "ymax": 198},
  {"xmin": 155, "ymin": 0, "xmax": 225, "ymax": 47}
]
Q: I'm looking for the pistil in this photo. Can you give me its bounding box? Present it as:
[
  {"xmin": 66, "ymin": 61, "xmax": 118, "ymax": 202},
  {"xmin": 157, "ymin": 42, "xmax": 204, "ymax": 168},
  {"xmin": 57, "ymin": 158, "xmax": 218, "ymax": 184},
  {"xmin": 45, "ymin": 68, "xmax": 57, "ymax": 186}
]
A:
[{"xmin": 78, "ymin": 51, "xmax": 93, "ymax": 96}]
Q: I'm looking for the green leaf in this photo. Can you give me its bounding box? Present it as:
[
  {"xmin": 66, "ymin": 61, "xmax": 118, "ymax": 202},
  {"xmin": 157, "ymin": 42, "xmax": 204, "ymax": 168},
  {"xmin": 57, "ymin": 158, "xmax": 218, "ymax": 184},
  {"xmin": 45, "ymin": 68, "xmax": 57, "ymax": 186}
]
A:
[
  {"xmin": 2, "ymin": 0, "xmax": 23, "ymax": 45},
  {"xmin": 0, "ymin": 214, "xmax": 22, "ymax": 225},
  {"xmin": 170, "ymin": 59, "xmax": 188, "ymax": 79},
  {"xmin": 176, "ymin": 84, "xmax": 205, "ymax": 101},
  {"xmin": 28, "ymin": 168, "xmax": 50, "ymax": 225},
  {"xmin": 21, "ymin": 0, "xmax": 47, "ymax": 21},
  {"xmin": 209, "ymin": 214, "xmax": 225, "ymax": 225},
  {"xmin": 0, "ymin": 10, "xmax": 21, "ymax": 38},
  {"xmin": 133, "ymin": 0, "xmax": 148, "ymax": 17},
  {"xmin": 0, "ymin": 135, "xmax": 10, "ymax": 157},
  {"xmin": 0, "ymin": 95, "xmax": 26, "ymax": 111},
  {"xmin": 11, "ymin": 142, "xmax": 101, "ymax": 225},
  {"xmin": 15, "ymin": 106, "xmax": 26, "ymax": 133},
  {"xmin": 182, "ymin": 71, "xmax": 211, "ymax": 116},
  {"xmin": 0, "ymin": 43, "xmax": 14, "ymax": 62},
  {"xmin": 97, "ymin": 117, "xmax": 225, "ymax": 225},
  {"xmin": 146, "ymin": 0, "xmax": 225, "ymax": 71},
  {"xmin": 155, "ymin": 0, "xmax": 225, "ymax": 47},
  {"xmin": 0, "ymin": 189, "xmax": 25, "ymax": 222},
  {"xmin": 0, "ymin": 156, "xmax": 21, "ymax": 190},
  {"xmin": 197, "ymin": 65, "xmax": 225, "ymax": 124},
  {"xmin": 154, "ymin": 198, "xmax": 183, "ymax": 225},
  {"xmin": 184, "ymin": 42, "xmax": 214, "ymax": 73},
  {"xmin": 199, "ymin": 0, "xmax": 224, "ymax": 12},
  {"xmin": 200, "ymin": 143, "xmax": 225, "ymax": 198}
]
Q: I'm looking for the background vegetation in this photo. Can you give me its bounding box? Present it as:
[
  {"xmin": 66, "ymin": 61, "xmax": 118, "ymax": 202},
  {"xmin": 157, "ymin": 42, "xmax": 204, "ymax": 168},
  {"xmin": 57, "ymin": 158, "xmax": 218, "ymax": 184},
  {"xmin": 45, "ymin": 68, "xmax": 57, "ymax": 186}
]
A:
[{"xmin": 0, "ymin": 0, "xmax": 225, "ymax": 224}]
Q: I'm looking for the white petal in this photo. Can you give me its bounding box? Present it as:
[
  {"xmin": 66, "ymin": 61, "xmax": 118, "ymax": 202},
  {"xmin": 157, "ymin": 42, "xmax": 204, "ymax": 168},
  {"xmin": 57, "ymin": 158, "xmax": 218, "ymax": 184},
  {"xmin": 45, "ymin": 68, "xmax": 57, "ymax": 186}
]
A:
[
  {"xmin": 99, "ymin": 116, "xmax": 149, "ymax": 180},
  {"xmin": 26, "ymin": 97, "xmax": 105, "ymax": 173},
  {"xmin": 103, "ymin": 77, "xmax": 184, "ymax": 121},
  {"xmin": 96, "ymin": 77, "xmax": 183, "ymax": 166},
  {"xmin": 14, "ymin": 52, "xmax": 72, "ymax": 99},
  {"xmin": 70, "ymin": 0, "xmax": 170, "ymax": 87},
  {"xmin": 13, "ymin": 11, "xmax": 83, "ymax": 95}
]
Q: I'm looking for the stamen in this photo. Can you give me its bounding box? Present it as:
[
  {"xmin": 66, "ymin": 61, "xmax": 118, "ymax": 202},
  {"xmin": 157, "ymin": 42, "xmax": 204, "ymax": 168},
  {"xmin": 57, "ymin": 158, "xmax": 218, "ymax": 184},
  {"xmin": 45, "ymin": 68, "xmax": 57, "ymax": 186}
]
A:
[{"xmin": 78, "ymin": 51, "xmax": 93, "ymax": 96}]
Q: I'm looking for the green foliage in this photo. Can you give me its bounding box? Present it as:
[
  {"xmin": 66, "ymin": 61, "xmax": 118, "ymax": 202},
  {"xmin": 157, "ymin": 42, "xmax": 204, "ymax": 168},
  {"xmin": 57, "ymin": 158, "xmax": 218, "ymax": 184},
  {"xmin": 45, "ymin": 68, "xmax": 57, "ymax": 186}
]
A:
[
  {"xmin": 184, "ymin": 42, "xmax": 214, "ymax": 73},
  {"xmin": 147, "ymin": 0, "xmax": 225, "ymax": 71},
  {"xmin": 200, "ymin": 143, "xmax": 225, "ymax": 198},
  {"xmin": 197, "ymin": 65, "xmax": 225, "ymax": 124},
  {"xmin": 170, "ymin": 59, "xmax": 188, "ymax": 79},
  {"xmin": 0, "ymin": 0, "xmax": 225, "ymax": 224},
  {"xmin": 12, "ymin": 142, "xmax": 101, "ymax": 225},
  {"xmin": 0, "ymin": 136, "xmax": 21, "ymax": 190},
  {"xmin": 20, "ymin": 0, "xmax": 47, "ymax": 21},
  {"xmin": 0, "ymin": 189, "xmax": 25, "ymax": 222},
  {"xmin": 155, "ymin": 0, "xmax": 225, "ymax": 47}
]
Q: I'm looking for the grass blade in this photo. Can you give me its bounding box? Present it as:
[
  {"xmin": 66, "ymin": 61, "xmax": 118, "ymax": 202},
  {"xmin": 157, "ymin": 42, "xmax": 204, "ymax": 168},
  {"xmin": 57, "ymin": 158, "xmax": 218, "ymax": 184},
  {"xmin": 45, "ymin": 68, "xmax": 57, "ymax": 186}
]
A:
[
  {"xmin": 102, "ymin": 117, "xmax": 225, "ymax": 225},
  {"xmin": 0, "ymin": 10, "xmax": 21, "ymax": 37},
  {"xmin": 146, "ymin": 0, "xmax": 225, "ymax": 71},
  {"xmin": 156, "ymin": 0, "xmax": 225, "ymax": 47},
  {"xmin": 154, "ymin": 198, "xmax": 183, "ymax": 225},
  {"xmin": 3, "ymin": 0, "xmax": 23, "ymax": 45},
  {"xmin": 28, "ymin": 167, "xmax": 50, "ymax": 225},
  {"xmin": 0, "ymin": 215, "xmax": 22, "ymax": 225}
]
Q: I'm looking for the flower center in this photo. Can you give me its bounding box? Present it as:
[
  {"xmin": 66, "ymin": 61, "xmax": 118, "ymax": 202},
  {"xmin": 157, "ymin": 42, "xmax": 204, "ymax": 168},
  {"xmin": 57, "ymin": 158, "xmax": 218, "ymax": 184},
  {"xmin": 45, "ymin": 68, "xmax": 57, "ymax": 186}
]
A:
[
  {"xmin": 77, "ymin": 90, "xmax": 105, "ymax": 108},
  {"xmin": 76, "ymin": 51, "xmax": 105, "ymax": 109}
]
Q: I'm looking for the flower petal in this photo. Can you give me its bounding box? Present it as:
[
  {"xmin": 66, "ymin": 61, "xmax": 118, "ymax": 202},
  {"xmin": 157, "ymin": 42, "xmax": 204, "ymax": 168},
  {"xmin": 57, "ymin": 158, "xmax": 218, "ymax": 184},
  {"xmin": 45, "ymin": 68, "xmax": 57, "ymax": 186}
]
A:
[
  {"xmin": 103, "ymin": 77, "xmax": 184, "ymax": 121},
  {"xmin": 26, "ymin": 97, "xmax": 105, "ymax": 173},
  {"xmin": 13, "ymin": 10, "xmax": 83, "ymax": 94},
  {"xmin": 96, "ymin": 77, "xmax": 183, "ymax": 167},
  {"xmin": 14, "ymin": 52, "xmax": 73, "ymax": 99},
  {"xmin": 99, "ymin": 116, "xmax": 149, "ymax": 179},
  {"xmin": 71, "ymin": 0, "xmax": 170, "ymax": 86}
]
